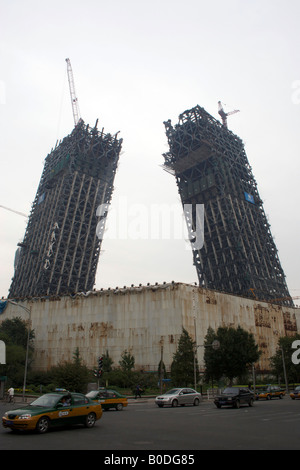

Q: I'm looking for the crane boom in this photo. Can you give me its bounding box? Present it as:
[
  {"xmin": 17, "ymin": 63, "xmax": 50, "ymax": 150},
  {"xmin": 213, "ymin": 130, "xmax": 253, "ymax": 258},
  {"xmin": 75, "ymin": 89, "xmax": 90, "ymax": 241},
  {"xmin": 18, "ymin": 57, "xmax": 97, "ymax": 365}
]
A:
[
  {"xmin": 249, "ymin": 288, "xmax": 299, "ymax": 304},
  {"xmin": 0, "ymin": 205, "xmax": 27, "ymax": 218},
  {"xmin": 65, "ymin": 58, "xmax": 81, "ymax": 126},
  {"xmin": 218, "ymin": 101, "xmax": 239, "ymax": 128}
]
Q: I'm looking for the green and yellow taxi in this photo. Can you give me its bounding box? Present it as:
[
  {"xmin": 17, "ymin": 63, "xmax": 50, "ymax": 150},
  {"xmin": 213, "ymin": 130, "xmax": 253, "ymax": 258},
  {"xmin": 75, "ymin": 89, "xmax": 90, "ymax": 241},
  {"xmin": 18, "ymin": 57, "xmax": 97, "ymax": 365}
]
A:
[
  {"xmin": 2, "ymin": 391, "xmax": 102, "ymax": 433},
  {"xmin": 290, "ymin": 385, "xmax": 300, "ymax": 399},
  {"xmin": 86, "ymin": 388, "xmax": 128, "ymax": 411},
  {"xmin": 255, "ymin": 385, "xmax": 285, "ymax": 400}
]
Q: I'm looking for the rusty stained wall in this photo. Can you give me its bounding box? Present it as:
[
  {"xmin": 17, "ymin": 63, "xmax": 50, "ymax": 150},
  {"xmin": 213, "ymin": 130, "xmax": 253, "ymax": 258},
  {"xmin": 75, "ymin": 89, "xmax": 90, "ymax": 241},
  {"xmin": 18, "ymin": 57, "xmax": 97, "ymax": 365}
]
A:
[
  {"xmin": 185, "ymin": 287, "xmax": 300, "ymax": 371},
  {"xmin": 1, "ymin": 282, "xmax": 299, "ymax": 372}
]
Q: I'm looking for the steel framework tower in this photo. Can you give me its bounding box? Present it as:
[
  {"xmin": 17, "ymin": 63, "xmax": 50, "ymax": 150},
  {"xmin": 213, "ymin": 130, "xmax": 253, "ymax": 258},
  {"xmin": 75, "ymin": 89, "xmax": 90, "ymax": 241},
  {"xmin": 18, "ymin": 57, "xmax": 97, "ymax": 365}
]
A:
[
  {"xmin": 9, "ymin": 119, "xmax": 122, "ymax": 298},
  {"xmin": 163, "ymin": 105, "xmax": 292, "ymax": 305}
]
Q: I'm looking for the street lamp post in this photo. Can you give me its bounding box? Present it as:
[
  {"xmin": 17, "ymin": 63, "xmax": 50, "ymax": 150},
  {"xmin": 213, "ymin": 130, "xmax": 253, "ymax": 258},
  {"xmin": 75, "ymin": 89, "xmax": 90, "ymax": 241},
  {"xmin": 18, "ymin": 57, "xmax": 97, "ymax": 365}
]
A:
[
  {"xmin": 193, "ymin": 344, "xmax": 200, "ymax": 391},
  {"xmin": 6, "ymin": 300, "xmax": 31, "ymax": 401},
  {"xmin": 281, "ymin": 347, "xmax": 289, "ymax": 394}
]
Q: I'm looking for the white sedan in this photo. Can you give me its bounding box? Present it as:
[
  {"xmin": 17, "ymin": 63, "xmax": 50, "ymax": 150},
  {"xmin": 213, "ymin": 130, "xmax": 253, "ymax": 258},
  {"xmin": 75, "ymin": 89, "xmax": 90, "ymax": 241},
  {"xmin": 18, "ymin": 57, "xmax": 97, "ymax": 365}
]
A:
[{"xmin": 155, "ymin": 388, "xmax": 201, "ymax": 407}]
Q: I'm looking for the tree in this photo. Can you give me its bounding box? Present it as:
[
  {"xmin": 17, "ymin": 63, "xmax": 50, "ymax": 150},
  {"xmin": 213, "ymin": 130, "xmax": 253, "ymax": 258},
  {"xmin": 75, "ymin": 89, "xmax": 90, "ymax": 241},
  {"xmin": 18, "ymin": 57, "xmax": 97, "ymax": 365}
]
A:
[
  {"xmin": 116, "ymin": 350, "xmax": 135, "ymax": 388},
  {"xmin": 270, "ymin": 334, "xmax": 300, "ymax": 384},
  {"xmin": 0, "ymin": 317, "xmax": 35, "ymax": 386},
  {"xmin": 103, "ymin": 350, "xmax": 114, "ymax": 373},
  {"xmin": 0, "ymin": 317, "xmax": 35, "ymax": 349},
  {"xmin": 73, "ymin": 347, "xmax": 82, "ymax": 366},
  {"xmin": 203, "ymin": 327, "xmax": 222, "ymax": 385},
  {"xmin": 204, "ymin": 325, "xmax": 261, "ymax": 385},
  {"xmin": 171, "ymin": 328, "xmax": 199, "ymax": 386},
  {"xmin": 49, "ymin": 349, "xmax": 90, "ymax": 393},
  {"xmin": 158, "ymin": 359, "xmax": 167, "ymax": 380},
  {"xmin": 119, "ymin": 350, "xmax": 135, "ymax": 372}
]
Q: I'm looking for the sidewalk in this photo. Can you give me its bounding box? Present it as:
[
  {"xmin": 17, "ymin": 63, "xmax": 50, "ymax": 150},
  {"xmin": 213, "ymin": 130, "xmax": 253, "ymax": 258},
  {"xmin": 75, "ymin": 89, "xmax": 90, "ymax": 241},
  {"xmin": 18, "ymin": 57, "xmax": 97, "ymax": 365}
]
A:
[
  {"xmin": 128, "ymin": 395, "xmax": 155, "ymax": 403},
  {"xmin": 0, "ymin": 394, "xmax": 36, "ymax": 406}
]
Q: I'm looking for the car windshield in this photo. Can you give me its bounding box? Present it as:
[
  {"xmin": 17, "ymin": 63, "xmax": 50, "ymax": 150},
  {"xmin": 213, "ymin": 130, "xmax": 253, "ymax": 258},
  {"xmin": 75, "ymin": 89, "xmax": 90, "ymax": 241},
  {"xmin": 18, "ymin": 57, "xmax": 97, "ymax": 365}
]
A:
[
  {"xmin": 29, "ymin": 394, "xmax": 61, "ymax": 408},
  {"xmin": 86, "ymin": 391, "xmax": 99, "ymax": 399},
  {"xmin": 222, "ymin": 387, "xmax": 238, "ymax": 395},
  {"xmin": 165, "ymin": 389, "xmax": 181, "ymax": 395}
]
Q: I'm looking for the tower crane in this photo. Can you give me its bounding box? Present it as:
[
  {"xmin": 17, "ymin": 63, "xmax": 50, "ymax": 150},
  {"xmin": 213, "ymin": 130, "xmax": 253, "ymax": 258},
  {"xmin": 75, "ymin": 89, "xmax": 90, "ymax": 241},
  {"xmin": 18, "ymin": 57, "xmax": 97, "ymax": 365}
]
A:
[
  {"xmin": 249, "ymin": 288, "xmax": 300, "ymax": 305},
  {"xmin": 65, "ymin": 58, "xmax": 81, "ymax": 126},
  {"xmin": 218, "ymin": 101, "xmax": 240, "ymax": 128}
]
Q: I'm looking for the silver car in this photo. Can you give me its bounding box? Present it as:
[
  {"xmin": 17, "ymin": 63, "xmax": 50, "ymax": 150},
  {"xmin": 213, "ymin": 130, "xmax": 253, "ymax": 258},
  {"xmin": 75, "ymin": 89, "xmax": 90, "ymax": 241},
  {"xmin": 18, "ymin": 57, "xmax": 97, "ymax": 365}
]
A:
[{"xmin": 155, "ymin": 388, "xmax": 201, "ymax": 408}]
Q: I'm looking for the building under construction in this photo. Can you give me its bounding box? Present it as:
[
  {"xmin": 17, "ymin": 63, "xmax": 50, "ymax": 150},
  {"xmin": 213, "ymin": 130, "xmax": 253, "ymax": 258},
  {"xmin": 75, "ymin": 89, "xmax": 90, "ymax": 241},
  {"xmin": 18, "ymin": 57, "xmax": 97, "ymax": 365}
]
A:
[
  {"xmin": 9, "ymin": 119, "xmax": 122, "ymax": 298},
  {"xmin": 163, "ymin": 104, "xmax": 292, "ymax": 306}
]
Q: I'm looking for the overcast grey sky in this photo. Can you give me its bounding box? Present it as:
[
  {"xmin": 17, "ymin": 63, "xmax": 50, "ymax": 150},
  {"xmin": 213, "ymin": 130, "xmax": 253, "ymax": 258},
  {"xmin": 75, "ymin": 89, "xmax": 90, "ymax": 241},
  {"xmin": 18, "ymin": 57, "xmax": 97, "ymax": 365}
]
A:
[{"xmin": 1, "ymin": 0, "xmax": 299, "ymax": 299}]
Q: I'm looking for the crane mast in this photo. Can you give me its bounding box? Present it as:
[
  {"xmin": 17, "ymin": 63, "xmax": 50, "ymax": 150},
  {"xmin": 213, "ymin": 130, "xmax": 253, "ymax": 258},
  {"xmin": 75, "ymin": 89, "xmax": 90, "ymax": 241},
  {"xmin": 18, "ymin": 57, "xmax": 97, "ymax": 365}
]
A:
[
  {"xmin": 218, "ymin": 101, "xmax": 239, "ymax": 128},
  {"xmin": 65, "ymin": 58, "xmax": 81, "ymax": 126}
]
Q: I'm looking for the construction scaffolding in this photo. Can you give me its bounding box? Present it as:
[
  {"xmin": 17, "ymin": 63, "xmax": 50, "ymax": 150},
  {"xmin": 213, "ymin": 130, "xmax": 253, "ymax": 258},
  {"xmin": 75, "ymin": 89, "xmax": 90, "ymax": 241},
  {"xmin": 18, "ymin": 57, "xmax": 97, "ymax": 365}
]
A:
[
  {"xmin": 9, "ymin": 119, "xmax": 122, "ymax": 298},
  {"xmin": 163, "ymin": 105, "xmax": 292, "ymax": 306}
]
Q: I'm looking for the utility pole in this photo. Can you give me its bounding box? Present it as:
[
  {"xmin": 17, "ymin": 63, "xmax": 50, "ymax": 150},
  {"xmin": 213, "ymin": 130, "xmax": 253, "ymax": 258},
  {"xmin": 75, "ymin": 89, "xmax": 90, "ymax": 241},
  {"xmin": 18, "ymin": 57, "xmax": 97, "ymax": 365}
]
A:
[
  {"xmin": 281, "ymin": 347, "xmax": 289, "ymax": 393},
  {"xmin": 159, "ymin": 345, "xmax": 164, "ymax": 394}
]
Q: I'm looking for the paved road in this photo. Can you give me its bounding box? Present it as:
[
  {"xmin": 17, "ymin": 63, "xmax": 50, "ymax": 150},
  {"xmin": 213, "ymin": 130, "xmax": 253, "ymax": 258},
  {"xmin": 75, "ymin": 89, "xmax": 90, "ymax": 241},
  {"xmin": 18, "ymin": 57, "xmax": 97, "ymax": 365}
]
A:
[{"xmin": 1, "ymin": 397, "xmax": 300, "ymax": 451}]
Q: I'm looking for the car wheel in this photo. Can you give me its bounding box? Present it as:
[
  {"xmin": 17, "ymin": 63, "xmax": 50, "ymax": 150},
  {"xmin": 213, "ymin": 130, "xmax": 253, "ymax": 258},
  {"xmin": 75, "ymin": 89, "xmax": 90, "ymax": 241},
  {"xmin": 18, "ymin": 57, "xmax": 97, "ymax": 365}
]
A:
[
  {"xmin": 279, "ymin": 394, "xmax": 283, "ymax": 399},
  {"xmin": 193, "ymin": 398, "xmax": 200, "ymax": 406},
  {"xmin": 234, "ymin": 400, "xmax": 240, "ymax": 409},
  {"xmin": 249, "ymin": 398, "xmax": 254, "ymax": 407},
  {"xmin": 172, "ymin": 399, "xmax": 178, "ymax": 407},
  {"xmin": 85, "ymin": 412, "xmax": 96, "ymax": 428},
  {"xmin": 267, "ymin": 395, "xmax": 271, "ymax": 400},
  {"xmin": 116, "ymin": 403, "xmax": 123, "ymax": 411},
  {"xmin": 215, "ymin": 403, "xmax": 221, "ymax": 408},
  {"xmin": 157, "ymin": 404, "xmax": 164, "ymax": 407},
  {"xmin": 36, "ymin": 416, "xmax": 50, "ymax": 434}
]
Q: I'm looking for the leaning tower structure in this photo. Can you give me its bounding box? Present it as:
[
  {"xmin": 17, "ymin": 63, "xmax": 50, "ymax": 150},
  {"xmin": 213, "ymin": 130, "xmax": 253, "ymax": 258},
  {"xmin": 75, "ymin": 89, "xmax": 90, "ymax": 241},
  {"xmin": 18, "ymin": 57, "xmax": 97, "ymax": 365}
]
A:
[
  {"xmin": 163, "ymin": 105, "xmax": 292, "ymax": 306},
  {"xmin": 9, "ymin": 119, "xmax": 122, "ymax": 298}
]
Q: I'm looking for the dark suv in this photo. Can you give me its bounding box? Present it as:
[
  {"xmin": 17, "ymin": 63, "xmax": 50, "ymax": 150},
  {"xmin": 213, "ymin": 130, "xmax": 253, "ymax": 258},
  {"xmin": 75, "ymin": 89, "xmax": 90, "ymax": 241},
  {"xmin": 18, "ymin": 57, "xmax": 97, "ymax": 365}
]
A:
[{"xmin": 214, "ymin": 387, "xmax": 254, "ymax": 409}]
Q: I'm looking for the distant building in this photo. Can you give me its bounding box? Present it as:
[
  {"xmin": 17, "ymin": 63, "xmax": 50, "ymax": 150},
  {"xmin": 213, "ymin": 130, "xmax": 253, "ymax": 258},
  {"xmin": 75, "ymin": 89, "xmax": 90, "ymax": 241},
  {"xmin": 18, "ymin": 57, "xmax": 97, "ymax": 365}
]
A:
[
  {"xmin": 163, "ymin": 105, "xmax": 292, "ymax": 306},
  {"xmin": 9, "ymin": 120, "xmax": 122, "ymax": 298}
]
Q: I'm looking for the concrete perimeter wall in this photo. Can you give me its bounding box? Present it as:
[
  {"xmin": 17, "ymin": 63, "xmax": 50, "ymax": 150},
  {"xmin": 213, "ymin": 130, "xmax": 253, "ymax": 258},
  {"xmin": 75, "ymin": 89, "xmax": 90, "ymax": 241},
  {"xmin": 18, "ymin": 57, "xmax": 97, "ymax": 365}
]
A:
[{"xmin": 1, "ymin": 282, "xmax": 299, "ymax": 372}]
